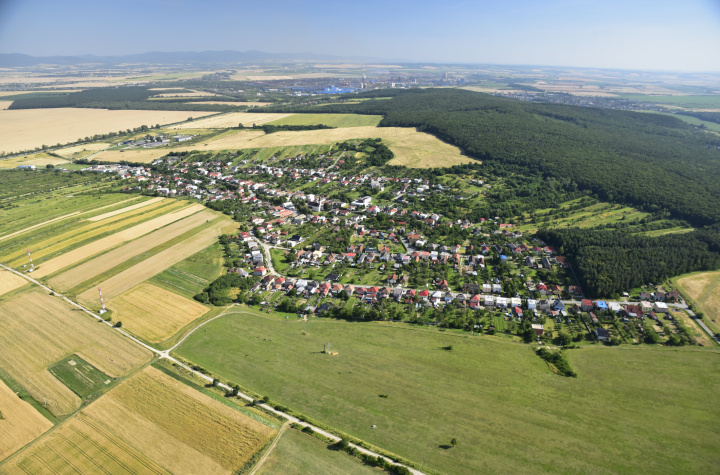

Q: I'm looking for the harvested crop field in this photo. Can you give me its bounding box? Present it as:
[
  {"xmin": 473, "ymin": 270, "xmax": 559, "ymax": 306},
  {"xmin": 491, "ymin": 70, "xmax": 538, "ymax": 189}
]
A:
[
  {"xmin": 47, "ymin": 206, "xmax": 212, "ymax": 288},
  {"xmin": 91, "ymin": 147, "xmax": 172, "ymax": 163},
  {"xmin": 87, "ymin": 196, "xmax": 164, "ymax": 221},
  {"xmin": 0, "ymin": 108, "xmax": 215, "ymax": 155},
  {"xmin": 266, "ymin": 113, "xmax": 384, "ymax": 128},
  {"xmin": 175, "ymin": 126, "xmax": 472, "ymax": 168},
  {"xmin": 0, "ymin": 378, "xmax": 53, "ymax": 461},
  {"xmin": 676, "ymin": 270, "xmax": 720, "ymax": 331},
  {"xmin": 78, "ymin": 217, "xmax": 236, "ymax": 303},
  {"xmin": 0, "ymin": 289, "xmax": 151, "ymax": 416},
  {"xmin": 4, "ymin": 366, "xmax": 277, "ymax": 474},
  {"xmin": 0, "ymin": 268, "xmax": 29, "ymax": 297},
  {"xmin": 170, "ymin": 112, "xmax": 292, "ymax": 129},
  {"xmin": 108, "ymin": 283, "xmax": 209, "ymax": 343}
]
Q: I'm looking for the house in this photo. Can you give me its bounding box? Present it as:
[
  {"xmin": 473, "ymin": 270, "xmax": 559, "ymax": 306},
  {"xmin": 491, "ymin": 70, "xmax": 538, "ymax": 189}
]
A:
[
  {"xmin": 469, "ymin": 294, "xmax": 483, "ymax": 309},
  {"xmin": 325, "ymin": 273, "xmax": 340, "ymax": 282},
  {"xmin": 580, "ymin": 299, "xmax": 594, "ymax": 312},
  {"xmin": 608, "ymin": 302, "xmax": 623, "ymax": 313},
  {"xmin": 462, "ymin": 283, "xmax": 480, "ymax": 293},
  {"xmin": 484, "ymin": 295, "xmax": 494, "ymax": 307},
  {"xmin": 595, "ymin": 328, "xmax": 610, "ymax": 341},
  {"xmin": 639, "ymin": 291, "xmax": 653, "ymax": 301},
  {"xmin": 653, "ymin": 302, "xmax": 669, "ymax": 313},
  {"xmin": 495, "ymin": 296, "xmax": 508, "ymax": 308},
  {"xmin": 482, "ymin": 283, "xmax": 492, "ymax": 294},
  {"xmin": 514, "ymin": 306, "xmax": 523, "ymax": 317},
  {"xmin": 492, "ymin": 283, "xmax": 502, "ymax": 294},
  {"xmin": 531, "ymin": 324, "xmax": 544, "ymax": 336},
  {"xmin": 595, "ymin": 300, "xmax": 608, "ymax": 311},
  {"xmin": 254, "ymin": 266, "xmax": 267, "ymax": 276},
  {"xmin": 527, "ymin": 299, "xmax": 537, "ymax": 310},
  {"xmin": 418, "ymin": 290, "xmax": 430, "ymax": 300}
]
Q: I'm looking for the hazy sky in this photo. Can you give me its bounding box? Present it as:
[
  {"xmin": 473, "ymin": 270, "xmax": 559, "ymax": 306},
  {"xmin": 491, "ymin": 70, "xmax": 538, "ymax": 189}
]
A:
[{"xmin": 1, "ymin": 0, "xmax": 719, "ymax": 72}]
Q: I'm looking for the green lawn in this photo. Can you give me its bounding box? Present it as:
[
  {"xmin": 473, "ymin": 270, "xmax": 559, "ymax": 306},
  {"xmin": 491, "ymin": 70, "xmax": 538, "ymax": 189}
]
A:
[
  {"xmin": 175, "ymin": 308, "xmax": 720, "ymax": 474},
  {"xmin": 48, "ymin": 354, "xmax": 110, "ymax": 399},
  {"xmin": 256, "ymin": 428, "xmax": 377, "ymax": 475},
  {"xmin": 266, "ymin": 114, "xmax": 383, "ymax": 128}
]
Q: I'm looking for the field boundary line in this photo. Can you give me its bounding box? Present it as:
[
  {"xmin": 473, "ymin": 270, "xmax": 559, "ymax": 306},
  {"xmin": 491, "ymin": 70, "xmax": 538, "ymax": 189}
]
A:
[{"xmin": 248, "ymin": 421, "xmax": 288, "ymax": 475}]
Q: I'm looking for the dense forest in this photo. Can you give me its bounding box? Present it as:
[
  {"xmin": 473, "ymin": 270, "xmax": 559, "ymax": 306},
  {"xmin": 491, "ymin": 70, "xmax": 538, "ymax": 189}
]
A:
[
  {"xmin": 258, "ymin": 88, "xmax": 720, "ymax": 226},
  {"xmin": 7, "ymin": 86, "xmax": 246, "ymax": 112},
  {"xmin": 537, "ymin": 226, "xmax": 720, "ymax": 298}
]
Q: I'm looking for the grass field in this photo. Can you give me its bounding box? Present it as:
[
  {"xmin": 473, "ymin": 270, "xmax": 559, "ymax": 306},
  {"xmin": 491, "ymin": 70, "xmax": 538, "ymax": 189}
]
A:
[
  {"xmin": 77, "ymin": 216, "xmax": 236, "ymax": 304},
  {"xmin": 0, "ymin": 153, "xmax": 71, "ymax": 169},
  {"xmin": 1, "ymin": 366, "xmax": 279, "ymax": 474},
  {"xmin": 170, "ymin": 112, "xmax": 293, "ymax": 129},
  {"xmin": 515, "ymin": 198, "xmax": 653, "ymax": 234},
  {"xmin": 42, "ymin": 205, "xmax": 208, "ymax": 284},
  {"xmin": 266, "ymin": 113, "xmax": 384, "ymax": 128},
  {"xmin": 4, "ymin": 199, "xmax": 186, "ymax": 268},
  {"xmin": 0, "ymin": 288, "xmax": 152, "ymax": 416},
  {"xmin": 0, "ymin": 193, "xmax": 138, "ymax": 238},
  {"xmin": 618, "ymin": 93, "xmax": 720, "ymax": 108},
  {"xmin": 0, "ymin": 108, "xmax": 215, "ymax": 155},
  {"xmin": 48, "ymin": 355, "xmax": 111, "ymax": 399},
  {"xmin": 54, "ymin": 142, "xmax": 111, "ymax": 159},
  {"xmin": 170, "ymin": 126, "xmax": 473, "ymax": 168},
  {"xmin": 0, "ymin": 268, "xmax": 28, "ymax": 297},
  {"xmin": 108, "ymin": 283, "xmax": 209, "ymax": 343},
  {"xmin": 0, "ymin": 378, "xmax": 53, "ymax": 462},
  {"xmin": 675, "ymin": 270, "xmax": 720, "ymax": 334},
  {"xmin": 256, "ymin": 428, "xmax": 376, "ymax": 475},
  {"xmin": 176, "ymin": 309, "xmax": 720, "ymax": 474},
  {"xmin": 150, "ymin": 243, "xmax": 225, "ymax": 299}
]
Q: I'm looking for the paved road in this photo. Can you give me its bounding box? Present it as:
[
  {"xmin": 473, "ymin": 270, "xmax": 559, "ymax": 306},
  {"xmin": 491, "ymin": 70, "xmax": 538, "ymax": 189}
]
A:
[{"xmin": 0, "ymin": 262, "xmax": 424, "ymax": 475}]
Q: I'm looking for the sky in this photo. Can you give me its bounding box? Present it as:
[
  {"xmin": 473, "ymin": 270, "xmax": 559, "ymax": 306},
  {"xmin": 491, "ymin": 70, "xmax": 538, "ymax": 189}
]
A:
[{"xmin": 0, "ymin": 0, "xmax": 719, "ymax": 72}]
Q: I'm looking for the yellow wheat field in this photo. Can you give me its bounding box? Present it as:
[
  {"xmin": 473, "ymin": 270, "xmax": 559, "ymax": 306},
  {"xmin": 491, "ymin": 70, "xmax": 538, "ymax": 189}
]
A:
[
  {"xmin": 0, "ymin": 108, "xmax": 215, "ymax": 155},
  {"xmin": 78, "ymin": 218, "xmax": 236, "ymax": 303},
  {"xmin": 0, "ymin": 268, "xmax": 28, "ymax": 297},
  {"xmin": 676, "ymin": 271, "xmax": 720, "ymax": 329},
  {"xmin": 0, "ymin": 289, "xmax": 152, "ymax": 416},
  {"xmin": 5, "ymin": 367, "xmax": 276, "ymax": 474},
  {"xmin": 170, "ymin": 112, "xmax": 292, "ymax": 129},
  {"xmin": 173, "ymin": 126, "xmax": 473, "ymax": 168},
  {"xmin": 2, "ymin": 413, "xmax": 170, "ymax": 474},
  {"xmin": 49, "ymin": 207, "xmax": 212, "ymax": 289},
  {"xmin": 109, "ymin": 284, "xmax": 209, "ymax": 343},
  {"xmin": 4, "ymin": 199, "xmax": 183, "ymax": 265},
  {"xmin": 87, "ymin": 196, "xmax": 164, "ymax": 221},
  {"xmin": 0, "ymin": 378, "xmax": 53, "ymax": 461},
  {"xmin": 0, "ymin": 100, "xmax": 13, "ymax": 110}
]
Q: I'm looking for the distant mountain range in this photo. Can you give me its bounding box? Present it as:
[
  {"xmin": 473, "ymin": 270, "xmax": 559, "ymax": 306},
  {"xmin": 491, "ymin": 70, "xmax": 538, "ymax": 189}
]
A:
[{"xmin": 0, "ymin": 50, "xmax": 373, "ymax": 68}]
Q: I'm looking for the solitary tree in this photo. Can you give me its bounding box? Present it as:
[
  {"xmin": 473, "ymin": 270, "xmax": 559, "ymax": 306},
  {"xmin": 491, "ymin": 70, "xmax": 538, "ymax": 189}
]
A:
[{"xmin": 450, "ymin": 438, "xmax": 457, "ymax": 448}]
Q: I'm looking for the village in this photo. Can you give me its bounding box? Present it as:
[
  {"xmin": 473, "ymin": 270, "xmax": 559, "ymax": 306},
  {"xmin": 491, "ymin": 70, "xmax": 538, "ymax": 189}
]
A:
[{"xmin": 91, "ymin": 144, "xmax": 695, "ymax": 346}]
